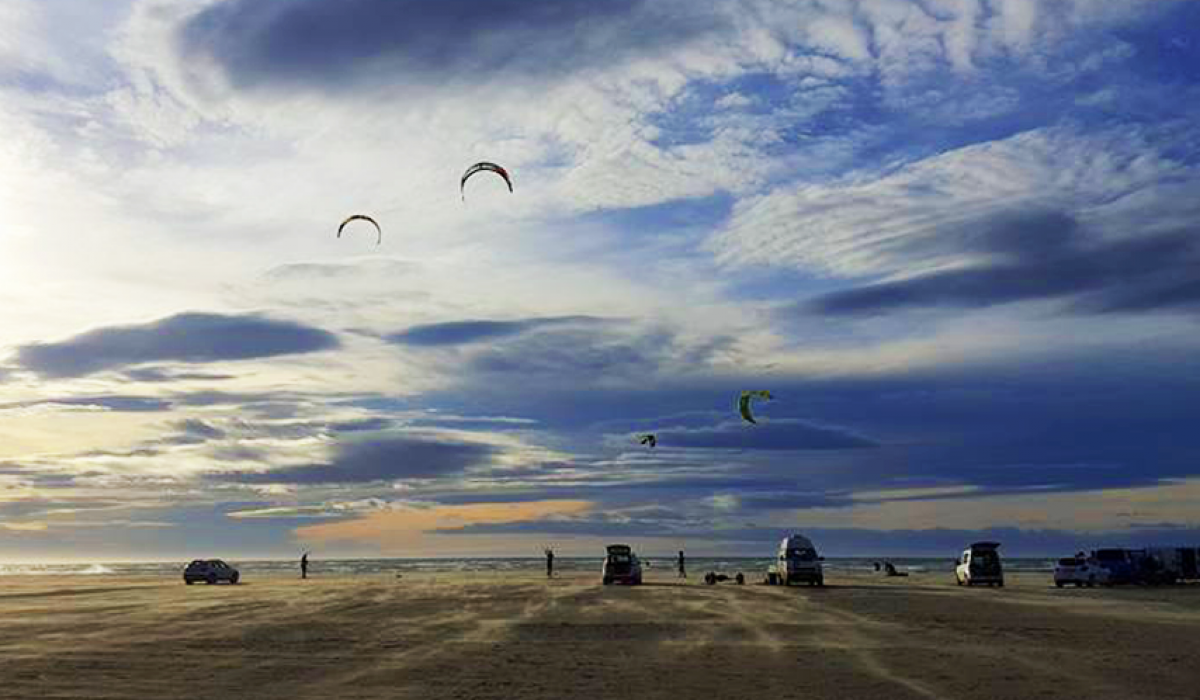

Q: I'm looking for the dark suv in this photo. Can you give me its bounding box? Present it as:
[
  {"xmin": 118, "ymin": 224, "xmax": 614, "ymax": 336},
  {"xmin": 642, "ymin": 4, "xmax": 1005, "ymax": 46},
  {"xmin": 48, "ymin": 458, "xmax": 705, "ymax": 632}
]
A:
[{"xmin": 184, "ymin": 559, "xmax": 240, "ymax": 585}]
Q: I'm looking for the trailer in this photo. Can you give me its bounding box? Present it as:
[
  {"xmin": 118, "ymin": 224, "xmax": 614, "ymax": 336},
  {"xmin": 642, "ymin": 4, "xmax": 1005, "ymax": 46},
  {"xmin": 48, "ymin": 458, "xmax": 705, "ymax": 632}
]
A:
[
  {"xmin": 1092, "ymin": 546, "xmax": 1200, "ymax": 585},
  {"xmin": 1145, "ymin": 547, "xmax": 1200, "ymax": 583}
]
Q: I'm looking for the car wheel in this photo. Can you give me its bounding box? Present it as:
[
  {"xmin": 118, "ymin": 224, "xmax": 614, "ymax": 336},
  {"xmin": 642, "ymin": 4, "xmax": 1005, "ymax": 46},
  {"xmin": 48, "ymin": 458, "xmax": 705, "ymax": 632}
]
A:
[
  {"xmin": 230, "ymin": 573, "xmax": 239, "ymax": 585},
  {"xmin": 816, "ymin": 578, "xmax": 824, "ymax": 587},
  {"xmin": 185, "ymin": 579, "xmax": 194, "ymax": 585},
  {"xmin": 1056, "ymin": 582, "xmax": 1063, "ymax": 588},
  {"xmin": 603, "ymin": 578, "xmax": 612, "ymax": 585},
  {"xmin": 997, "ymin": 581, "xmax": 1004, "ymax": 588}
]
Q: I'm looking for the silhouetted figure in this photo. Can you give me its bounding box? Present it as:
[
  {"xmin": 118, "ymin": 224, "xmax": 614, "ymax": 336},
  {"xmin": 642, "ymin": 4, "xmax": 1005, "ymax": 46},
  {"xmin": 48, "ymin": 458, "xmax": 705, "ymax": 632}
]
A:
[
  {"xmin": 678, "ymin": 550, "xmax": 687, "ymax": 579},
  {"xmin": 874, "ymin": 561, "xmax": 881, "ymax": 572},
  {"xmin": 300, "ymin": 552, "xmax": 309, "ymax": 579},
  {"xmin": 545, "ymin": 548, "xmax": 554, "ymax": 579},
  {"xmin": 884, "ymin": 561, "xmax": 908, "ymax": 577}
]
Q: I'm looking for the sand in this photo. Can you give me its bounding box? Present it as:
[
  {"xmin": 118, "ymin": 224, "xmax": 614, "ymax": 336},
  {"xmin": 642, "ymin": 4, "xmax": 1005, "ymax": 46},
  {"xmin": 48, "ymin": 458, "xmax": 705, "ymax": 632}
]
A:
[{"xmin": 2, "ymin": 570, "xmax": 1199, "ymax": 699}]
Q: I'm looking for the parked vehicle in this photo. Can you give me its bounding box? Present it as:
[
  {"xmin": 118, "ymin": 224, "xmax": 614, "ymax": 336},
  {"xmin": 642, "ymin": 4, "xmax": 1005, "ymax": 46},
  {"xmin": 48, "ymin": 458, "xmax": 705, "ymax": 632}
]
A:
[
  {"xmin": 766, "ymin": 534, "xmax": 824, "ymax": 586},
  {"xmin": 602, "ymin": 544, "xmax": 643, "ymax": 585},
  {"xmin": 1143, "ymin": 547, "xmax": 1200, "ymax": 584},
  {"xmin": 184, "ymin": 559, "xmax": 240, "ymax": 585},
  {"xmin": 1053, "ymin": 555, "xmax": 1107, "ymax": 587},
  {"xmin": 1092, "ymin": 548, "xmax": 1139, "ymax": 585},
  {"xmin": 955, "ymin": 542, "xmax": 1003, "ymax": 587},
  {"xmin": 1092, "ymin": 547, "xmax": 1200, "ymax": 585}
]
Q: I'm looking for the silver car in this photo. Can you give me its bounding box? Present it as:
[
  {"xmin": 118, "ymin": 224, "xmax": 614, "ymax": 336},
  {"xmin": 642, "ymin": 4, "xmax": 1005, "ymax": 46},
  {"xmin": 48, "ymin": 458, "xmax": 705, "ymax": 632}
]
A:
[{"xmin": 184, "ymin": 559, "xmax": 240, "ymax": 585}]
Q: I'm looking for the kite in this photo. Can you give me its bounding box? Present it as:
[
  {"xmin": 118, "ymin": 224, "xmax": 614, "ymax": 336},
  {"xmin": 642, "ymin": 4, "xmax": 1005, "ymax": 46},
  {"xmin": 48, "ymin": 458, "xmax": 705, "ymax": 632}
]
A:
[
  {"xmin": 460, "ymin": 162, "xmax": 513, "ymax": 201},
  {"xmin": 639, "ymin": 434, "xmax": 657, "ymax": 449},
  {"xmin": 738, "ymin": 390, "xmax": 772, "ymax": 424},
  {"xmin": 337, "ymin": 214, "xmax": 381, "ymax": 245}
]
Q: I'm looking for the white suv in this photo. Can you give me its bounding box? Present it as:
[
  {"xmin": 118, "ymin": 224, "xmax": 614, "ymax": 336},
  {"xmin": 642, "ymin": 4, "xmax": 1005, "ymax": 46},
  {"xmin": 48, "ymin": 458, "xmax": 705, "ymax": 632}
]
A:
[
  {"xmin": 955, "ymin": 542, "xmax": 1003, "ymax": 587},
  {"xmin": 184, "ymin": 559, "xmax": 240, "ymax": 585},
  {"xmin": 767, "ymin": 534, "xmax": 824, "ymax": 586},
  {"xmin": 1054, "ymin": 556, "xmax": 1107, "ymax": 588}
]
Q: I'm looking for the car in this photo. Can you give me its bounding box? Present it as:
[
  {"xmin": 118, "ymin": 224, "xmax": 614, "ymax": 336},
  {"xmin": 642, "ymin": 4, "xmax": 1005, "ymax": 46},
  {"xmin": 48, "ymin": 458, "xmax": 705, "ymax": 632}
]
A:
[
  {"xmin": 1054, "ymin": 555, "xmax": 1107, "ymax": 587},
  {"xmin": 955, "ymin": 541, "xmax": 1003, "ymax": 587},
  {"xmin": 602, "ymin": 544, "xmax": 643, "ymax": 585},
  {"xmin": 766, "ymin": 534, "xmax": 824, "ymax": 586},
  {"xmin": 184, "ymin": 559, "xmax": 240, "ymax": 585}
]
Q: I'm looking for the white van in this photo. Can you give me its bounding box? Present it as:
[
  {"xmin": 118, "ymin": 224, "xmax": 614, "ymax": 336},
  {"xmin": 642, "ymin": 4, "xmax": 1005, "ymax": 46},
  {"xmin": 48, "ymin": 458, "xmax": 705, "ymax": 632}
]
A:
[
  {"xmin": 767, "ymin": 534, "xmax": 824, "ymax": 586},
  {"xmin": 955, "ymin": 542, "xmax": 1004, "ymax": 587}
]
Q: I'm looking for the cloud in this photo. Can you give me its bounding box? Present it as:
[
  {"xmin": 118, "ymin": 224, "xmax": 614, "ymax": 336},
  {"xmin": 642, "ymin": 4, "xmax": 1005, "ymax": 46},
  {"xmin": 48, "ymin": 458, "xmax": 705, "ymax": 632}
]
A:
[
  {"xmin": 162, "ymin": 418, "xmax": 225, "ymax": 445},
  {"xmin": 177, "ymin": 0, "xmax": 718, "ymax": 92},
  {"xmin": 711, "ymin": 126, "xmax": 1198, "ymax": 278},
  {"xmin": 0, "ymin": 395, "xmax": 173, "ymax": 414},
  {"xmin": 122, "ymin": 367, "xmax": 236, "ymax": 383},
  {"xmin": 216, "ymin": 433, "xmax": 503, "ymax": 484},
  {"xmin": 295, "ymin": 499, "xmax": 594, "ymax": 550},
  {"xmin": 655, "ymin": 419, "xmax": 878, "ymax": 450},
  {"xmin": 387, "ymin": 316, "xmax": 604, "ymax": 347},
  {"xmin": 264, "ymin": 260, "xmax": 419, "ymax": 281},
  {"xmin": 16, "ymin": 312, "xmax": 339, "ymax": 378},
  {"xmin": 804, "ymin": 218, "xmax": 1200, "ymax": 316}
]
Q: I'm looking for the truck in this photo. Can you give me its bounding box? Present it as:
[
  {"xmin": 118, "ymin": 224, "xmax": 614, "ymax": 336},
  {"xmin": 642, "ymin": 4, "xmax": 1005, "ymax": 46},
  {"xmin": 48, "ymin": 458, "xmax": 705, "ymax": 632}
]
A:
[{"xmin": 765, "ymin": 534, "xmax": 824, "ymax": 586}]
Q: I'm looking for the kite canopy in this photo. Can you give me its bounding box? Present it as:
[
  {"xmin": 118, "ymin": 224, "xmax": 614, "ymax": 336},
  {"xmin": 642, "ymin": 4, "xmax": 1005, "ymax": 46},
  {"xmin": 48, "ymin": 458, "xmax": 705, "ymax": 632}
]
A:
[
  {"xmin": 461, "ymin": 161, "xmax": 513, "ymax": 200},
  {"xmin": 337, "ymin": 214, "xmax": 381, "ymax": 245},
  {"xmin": 738, "ymin": 390, "xmax": 773, "ymax": 424},
  {"xmin": 639, "ymin": 434, "xmax": 657, "ymax": 448}
]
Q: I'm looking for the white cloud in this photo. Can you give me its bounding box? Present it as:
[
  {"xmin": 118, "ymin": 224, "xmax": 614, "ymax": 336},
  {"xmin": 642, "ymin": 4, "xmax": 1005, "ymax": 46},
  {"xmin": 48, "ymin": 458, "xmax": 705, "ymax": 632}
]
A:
[{"xmin": 710, "ymin": 125, "xmax": 1196, "ymax": 278}]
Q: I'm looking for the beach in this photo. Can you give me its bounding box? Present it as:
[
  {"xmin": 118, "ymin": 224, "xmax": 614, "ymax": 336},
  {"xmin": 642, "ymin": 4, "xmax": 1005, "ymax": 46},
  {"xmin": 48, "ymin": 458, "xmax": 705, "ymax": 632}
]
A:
[{"xmin": 2, "ymin": 571, "xmax": 1198, "ymax": 699}]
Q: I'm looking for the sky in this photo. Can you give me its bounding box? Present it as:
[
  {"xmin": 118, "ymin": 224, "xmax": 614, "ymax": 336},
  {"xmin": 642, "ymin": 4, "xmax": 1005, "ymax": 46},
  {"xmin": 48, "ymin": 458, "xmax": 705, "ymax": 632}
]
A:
[{"xmin": 1, "ymin": 0, "xmax": 1199, "ymax": 561}]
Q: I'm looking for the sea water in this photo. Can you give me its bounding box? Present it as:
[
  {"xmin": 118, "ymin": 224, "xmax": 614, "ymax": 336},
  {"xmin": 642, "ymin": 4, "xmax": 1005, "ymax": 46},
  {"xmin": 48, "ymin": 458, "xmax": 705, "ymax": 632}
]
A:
[{"xmin": 0, "ymin": 556, "xmax": 1058, "ymax": 578}]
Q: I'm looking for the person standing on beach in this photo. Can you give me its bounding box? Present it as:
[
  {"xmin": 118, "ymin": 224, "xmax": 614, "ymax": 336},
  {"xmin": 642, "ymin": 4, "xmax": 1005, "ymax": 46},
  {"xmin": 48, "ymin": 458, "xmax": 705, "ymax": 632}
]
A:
[
  {"xmin": 300, "ymin": 552, "xmax": 309, "ymax": 579},
  {"xmin": 677, "ymin": 550, "xmax": 686, "ymax": 579},
  {"xmin": 545, "ymin": 548, "xmax": 554, "ymax": 579}
]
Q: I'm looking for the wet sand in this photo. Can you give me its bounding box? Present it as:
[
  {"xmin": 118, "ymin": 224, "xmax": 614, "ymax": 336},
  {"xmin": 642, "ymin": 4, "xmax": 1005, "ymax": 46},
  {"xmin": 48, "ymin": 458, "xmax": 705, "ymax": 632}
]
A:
[{"xmin": 2, "ymin": 570, "xmax": 1199, "ymax": 699}]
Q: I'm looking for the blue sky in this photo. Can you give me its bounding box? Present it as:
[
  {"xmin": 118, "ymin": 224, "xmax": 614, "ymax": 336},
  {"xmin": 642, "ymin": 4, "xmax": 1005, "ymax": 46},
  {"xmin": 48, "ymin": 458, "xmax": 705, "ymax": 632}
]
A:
[{"xmin": 1, "ymin": 0, "xmax": 1199, "ymax": 560}]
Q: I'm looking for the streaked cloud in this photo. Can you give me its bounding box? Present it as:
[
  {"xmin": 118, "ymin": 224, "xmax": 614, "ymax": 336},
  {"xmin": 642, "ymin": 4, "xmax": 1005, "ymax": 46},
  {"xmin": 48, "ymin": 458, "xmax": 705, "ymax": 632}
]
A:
[{"xmin": 15, "ymin": 312, "xmax": 339, "ymax": 378}]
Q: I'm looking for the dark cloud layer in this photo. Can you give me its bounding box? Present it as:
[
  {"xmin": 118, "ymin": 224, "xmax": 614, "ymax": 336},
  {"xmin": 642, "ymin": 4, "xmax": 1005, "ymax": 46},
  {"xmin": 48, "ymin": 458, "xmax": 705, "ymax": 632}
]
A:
[
  {"xmin": 656, "ymin": 419, "xmax": 878, "ymax": 451},
  {"xmin": 806, "ymin": 212, "xmax": 1200, "ymax": 316},
  {"xmin": 179, "ymin": 0, "xmax": 716, "ymax": 92},
  {"xmin": 217, "ymin": 433, "xmax": 501, "ymax": 484},
  {"xmin": 388, "ymin": 316, "xmax": 603, "ymax": 347},
  {"xmin": 16, "ymin": 313, "xmax": 339, "ymax": 378}
]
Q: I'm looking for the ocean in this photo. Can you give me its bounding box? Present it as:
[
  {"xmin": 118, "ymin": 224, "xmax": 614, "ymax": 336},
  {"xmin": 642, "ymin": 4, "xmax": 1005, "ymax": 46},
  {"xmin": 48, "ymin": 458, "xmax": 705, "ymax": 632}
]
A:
[{"xmin": 0, "ymin": 556, "xmax": 1060, "ymax": 578}]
